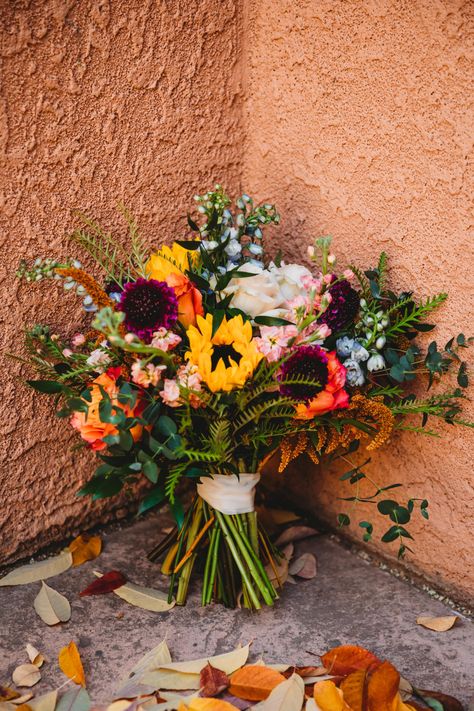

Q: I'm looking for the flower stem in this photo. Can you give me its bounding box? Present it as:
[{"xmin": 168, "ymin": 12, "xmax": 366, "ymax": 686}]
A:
[{"xmin": 215, "ymin": 511, "xmax": 261, "ymax": 610}]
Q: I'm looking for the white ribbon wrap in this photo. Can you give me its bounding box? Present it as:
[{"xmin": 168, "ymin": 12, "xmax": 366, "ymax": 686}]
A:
[{"xmin": 197, "ymin": 473, "xmax": 260, "ymax": 515}]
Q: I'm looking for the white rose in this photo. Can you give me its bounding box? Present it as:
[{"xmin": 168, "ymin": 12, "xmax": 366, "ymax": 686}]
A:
[
  {"xmin": 269, "ymin": 262, "xmax": 313, "ymax": 301},
  {"xmin": 222, "ymin": 264, "xmax": 286, "ymax": 319}
]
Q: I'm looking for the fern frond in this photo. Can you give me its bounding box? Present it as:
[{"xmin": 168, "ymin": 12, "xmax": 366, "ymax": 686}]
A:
[
  {"xmin": 119, "ymin": 203, "xmax": 149, "ymax": 279},
  {"xmin": 377, "ymin": 252, "xmax": 389, "ymax": 291},
  {"xmin": 350, "ymin": 264, "xmax": 371, "ymax": 299},
  {"xmin": 386, "ymin": 293, "xmax": 447, "ymax": 338},
  {"xmin": 70, "ymin": 213, "xmax": 129, "ymax": 284},
  {"xmin": 233, "ymin": 397, "xmax": 294, "ymax": 434}
]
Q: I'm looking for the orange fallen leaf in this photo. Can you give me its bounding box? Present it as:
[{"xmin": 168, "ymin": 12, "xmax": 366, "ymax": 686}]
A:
[
  {"xmin": 229, "ymin": 664, "xmax": 286, "ymax": 701},
  {"xmin": 68, "ymin": 534, "xmax": 102, "ymax": 567},
  {"xmin": 367, "ymin": 660, "xmax": 400, "ymax": 711},
  {"xmin": 321, "ymin": 645, "xmax": 381, "ymax": 676},
  {"xmin": 340, "ymin": 669, "xmax": 367, "ymax": 711},
  {"xmin": 416, "ymin": 616, "xmax": 458, "ymax": 632},
  {"xmin": 58, "ymin": 641, "xmax": 86, "ymax": 687},
  {"xmin": 313, "ymin": 680, "xmax": 351, "ymax": 710}
]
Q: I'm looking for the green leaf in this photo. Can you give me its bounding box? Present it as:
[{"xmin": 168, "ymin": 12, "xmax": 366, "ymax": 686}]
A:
[
  {"xmin": 186, "ymin": 215, "xmax": 200, "ymax": 233},
  {"xmin": 27, "ymin": 379, "xmax": 64, "ymax": 394},
  {"xmin": 389, "ymin": 506, "xmax": 411, "ymax": 524},
  {"xmin": 156, "ymin": 416, "xmax": 177, "ymax": 437},
  {"xmin": 337, "ymin": 513, "xmax": 350, "ymax": 527},
  {"xmin": 143, "ymin": 460, "xmax": 159, "ymax": 483},
  {"xmin": 169, "ymin": 499, "xmax": 185, "ymax": 529},
  {"xmin": 413, "ymin": 322, "xmax": 435, "ymax": 332},
  {"xmin": 211, "ymin": 310, "xmax": 226, "ymax": 337},
  {"xmin": 138, "ymin": 487, "xmax": 166, "ymax": 515},
  {"xmin": 457, "ymin": 362, "xmax": 468, "ymax": 388},
  {"xmin": 377, "ymin": 499, "xmax": 398, "ymax": 515},
  {"xmin": 119, "ymin": 430, "xmax": 134, "ymax": 451},
  {"xmin": 254, "ymin": 316, "xmax": 294, "ymax": 327}
]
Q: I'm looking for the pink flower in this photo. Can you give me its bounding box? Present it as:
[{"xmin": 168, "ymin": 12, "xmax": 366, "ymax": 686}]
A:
[
  {"xmin": 160, "ymin": 379, "xmax": 181, "ymax": 407},
  {"xmin": 151, "ymin": 328, "xmax": 182, "ymax": 351},
  {"xmin": 177, "ymin": 363, "xmax": 203, "ymax": 408},
  {"xmin": 62, "ymin": 348, "xmax": 73, "ymax": 358},
  {"xmin": 131, "ymin": 360, "xmax": 166, "ymax": 388},
  {"xmin": 255, "ymin": 325, "xmax": 298, "ymax": 363},
  {"xmin": 343, "ymin": 269, "xmax": 354, "ymax": 280},
  {"xmin": 72, "ymin": 333, "xmax": 85, "ymax": 347}
]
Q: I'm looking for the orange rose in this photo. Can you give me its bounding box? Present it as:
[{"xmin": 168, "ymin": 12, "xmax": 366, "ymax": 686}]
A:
[
  {"xmin": 295, "ymin": 351, "xmax": 349, "ymax": 419},
  {"xmin": 71, "ymin": 367, "xmax": 143, "ymax": 451},
  {"xmin": 164, "ymin": 271, "xmax": 204, "ymax": 328}
]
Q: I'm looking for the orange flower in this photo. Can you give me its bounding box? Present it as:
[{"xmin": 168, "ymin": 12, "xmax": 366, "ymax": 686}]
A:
[
  {"xmin": 295, "ymin": 351, "xmax": 349, "ymax": 419},
  {"xmin": 71, "ymin": 367, "xmax": 143, "ymax": 451},
  {"xmin": 146, "ymin": 244, "xmax": 204, "ymax": 328}
]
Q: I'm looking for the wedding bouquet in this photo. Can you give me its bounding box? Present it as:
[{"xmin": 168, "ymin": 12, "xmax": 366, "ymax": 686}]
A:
[{"xmin": 17, "ymin": 186, "xmax": 472, "ymax": 610}]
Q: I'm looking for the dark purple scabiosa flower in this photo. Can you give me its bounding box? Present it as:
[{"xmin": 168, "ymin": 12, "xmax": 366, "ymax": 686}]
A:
[
  {"xmin": 279, "ymin": 345, "xmax": 329, "ymax": 401},
  {"xmin": 317, "ymin": 277, "xmax": 360, "ymax": 332},
  {"xmin": 118, "ymin": 278, "xmax": 178, "ymax": 343}
]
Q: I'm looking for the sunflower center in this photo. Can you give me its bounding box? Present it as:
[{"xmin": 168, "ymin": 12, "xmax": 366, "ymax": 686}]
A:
[{"xmin": 211, "ymin": 344, "xmax": 242, "ymax": 369}]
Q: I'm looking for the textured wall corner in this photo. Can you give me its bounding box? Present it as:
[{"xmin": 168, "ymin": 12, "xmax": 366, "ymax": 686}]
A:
[
  {"xmin": 243, "ymin": 0, "xmax": 474, "ymax": 600},
  {"xmin": 0, "ymin": 0, "xmax": 244, "ymax": 564}
]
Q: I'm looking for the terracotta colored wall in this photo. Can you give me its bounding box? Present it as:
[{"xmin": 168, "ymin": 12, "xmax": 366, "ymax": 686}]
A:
[
  {"xmin": 0, "ymin": 0, "xmax": 244, "ymax": 564},
  {"xmin": 243, "ymin": 0, "xmax": 474, "ymax": 601}
]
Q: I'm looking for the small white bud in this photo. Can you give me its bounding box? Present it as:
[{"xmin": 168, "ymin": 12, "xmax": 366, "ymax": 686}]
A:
[{"xmin": 376, "ymin": 335, "xmax": 386, "ymax": 350}]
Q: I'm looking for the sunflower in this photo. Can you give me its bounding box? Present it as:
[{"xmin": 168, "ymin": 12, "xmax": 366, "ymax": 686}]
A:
[{"xmin": 186, "ymin": 313, "xmax": 263, "ymax": 392}]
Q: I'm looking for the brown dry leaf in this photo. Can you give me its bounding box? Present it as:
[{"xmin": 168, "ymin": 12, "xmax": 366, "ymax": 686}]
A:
[
  {"xmin": 58, "ymin": 641, "xmax": 86, "ymax": 687},
  {"xmin": 11, "ymin": 665, "xmax": 41, "ymax": 688},
  {"xmin": 275, "ymin": 526, "xmax": 319, "ymax": 547},
  {"xmin": 25, "ymin": 645, "xmax": 44, "ymax": 668},
  {"xmin": 229, "ymin": 665, "xmax": 286, "ymax": 701},
  {"xmin": 0, "ymin": 686, "xmax": 20, "ymax": 701},
  {"xmin": 340, "ymin": 670, "xmax": 366, "ymax": 711},
  {"xmin": 367, "ymin": 660, "xmax": 400, "ymax": 711},
  {"xmin": 68, "ymin": 534, "xmax": 102, "ymax": 567},
  {"xmin": 416, "ymin": 615, "xmax": 458, "ymax": 632},
  {"xmin": 200, "ymin": 663, "xmax": 229, "ymax": 697},
  {"xmin": 288, "ymin": 553, "xmax": 317, "ymax": 580},
  {"xmin": 321, "ymin": 645, "xmax": 381, "ymax": 676}
]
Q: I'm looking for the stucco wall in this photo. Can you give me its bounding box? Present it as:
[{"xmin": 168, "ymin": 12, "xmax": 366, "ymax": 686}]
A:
[
  {"xmin": 244, "ymin": 0, "xmax": 474, "ymax": 601},
  {"xmin": 0, "ymin": 0, "xmax": 244, "ymax": 564}
]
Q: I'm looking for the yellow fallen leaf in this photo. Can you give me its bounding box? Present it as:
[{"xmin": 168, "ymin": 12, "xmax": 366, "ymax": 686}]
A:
[
  {"xmin": 25, "ymin": 644, "xmax": 45, "ymax": 668},
  {"xmin": 0, "ymin": 687, "xmax": 20, "ymax": 701},
  {"xmin": 68, "ymin": 534, "xmax": 102, "ymax": 567},
  {"xmin": 313, "ymin": 680, "xmax": 351, "ymax": 711},
  {"xmin": 160, "ymin": 643, "xmax": 250, "ymax": 675},
  {"xmin": 34, "ymin": 581, "xmax": 71, "ymax": 625},
  {"xmin": 0, "ymin": 551, "xmax": 72, "ymax": 586},
  {"xmin": 11, "ymin": 692, "xmax": 33, "ymax": 705},
  {"xmin": 11, "ymin": 664, "xmax": 41, "ymax": 688},
  {"xmin": 93, "ymin": 571, "xmax": 174, "ymax": 612},
  {"xmin": 28, "ymin": 690, "xmax": 58, "ymax": 711},
  {"xmin": 416, "ymin": 615, "xmax": 458, "ymax": 632},
  {"xmin": 187, "ymin": 699, "xmax": 240, "ymax": 710},
  {"xmin": 58, "ymin": 641, "xmax": 86, "ymax": 687}
]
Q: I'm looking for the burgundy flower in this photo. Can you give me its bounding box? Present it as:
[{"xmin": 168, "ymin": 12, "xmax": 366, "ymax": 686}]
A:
[
  {"xmin": 279, "ymin": 345, "xmax": 330, "ymax": 401},
  {"xmin": 118, "ymin": 278, "xmax": 178, "ymax": 343},
  {"xmin": 318, "ymin": 278, "xmax": 360, "ymax": 332}
]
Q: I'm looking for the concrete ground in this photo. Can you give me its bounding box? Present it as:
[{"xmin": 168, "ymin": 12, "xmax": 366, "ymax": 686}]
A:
[{"xmin": 1, "ymin": 511, "xmax": 473, "ymax": 706}]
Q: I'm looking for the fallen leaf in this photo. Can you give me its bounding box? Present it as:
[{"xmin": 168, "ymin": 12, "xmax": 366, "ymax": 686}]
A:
[
  {"xmin": 11, "ymin": 665, "xmax": 41, "ymax": 688},
  {"xmin": 0, "ymin": 687, "xmax": 20, "ymax": 701},
  {"xmin": 25, "ymin": 644, "xmax": 45, "ymax": 668},
  {"xmin": 283, "ymin": 666, "xmax": 327, "ymax": 680},
  {"xmin": 68, "ymin": 534, "xmax": 102, "ymax": 567},
  {"xmin": 0, "ymin": 551, "xmax": 72, "ymax": 586},
  {"xmin": 141, "ymin": 669, "xmax": 201, "ymax": 691},
  {"xmin": 399, "ymin": 677, "xmax": 413, "ymax": 701},
  {"xmin": 264, "ymin": 555, "xmax": 289, "ymax": 588},
  {"xmin": 11, "ymin": 693, "xmax": 33, "ymax": 705},
  {"xmin": 275, "ymin": 526, "xmax": 319, "ymax": 547},
  {"xmin": 415, "ymin": 689, "xmax": 464, "ymax": 711},
  {"xmin": 288, "ymin": 553, "xmax": 317, "ymax": 579},
  {"xmin": 153, "ymin": 691, "xmax": 200, "ymax": 710},
  {"xmin": 200, "ymin": 663, "xmax": 230, "ymax": 697},
  {"xmin": 28, "ymin": 691, "xmax": 58, "ymax": 711},
  {"xmin": 80, "ymin": 571, "xmax": 127, "ymax": 597},
  {"xmin": 187, "ymin": 699, "xmax": 240, "ymax": 710},
  {"xmin": 340, "ymin": 670, "xmax": 366, "ymax": 711},
  {"xmin": 112, "ymin": 678, "xmax": 157, "ymax": 700},
  {"xmin": 118, "ymin": 639, "xmax": 172, "ymax": 684},
  {"xmin": 160, "ymin": 644, "xmax": 251, "ymax": 675},
  {"xmin": 229, "ymin": 665, "xmax": 286, "ymax": 701},
  {"xmin": 258, "ymin": 673, "xmax": 304, "ymax": 710},
  {"xmin": 416, "ymin": 616, "xmax": 458, "ymax": 632},
  {"xmin": 34, "ymin": 581, "xmax": 71, "ymax": 625},
  {"xmin": 58, "ymin": 642, "xmax": 86, "ymax": 687},
  {"xmin": 218, "ymin": 695, "xmax": 253, "ymax": 710},
  {"xmin": 55, "ymin": 687, "xmax": 90, "ymax": 711},
  {"xmin": 367, "ymin": 660, "xmax": 400, "ymax": 711},
  {"xmin": 93, "ymin": 571, "xmax": 174, "ymax": 612},
  {"xmin": 313, "ymin": 680, "xmax": 351, "ymax": 711},
  {"xmin": 321, "ymin": 645, "xmax": 381, "ymax": 676}
]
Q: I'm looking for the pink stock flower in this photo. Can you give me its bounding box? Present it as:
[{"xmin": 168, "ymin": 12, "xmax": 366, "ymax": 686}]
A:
[
  {"xmin": 72, "ymin": 333, "xmax": 85, "ymax": 347},
  {"xmin": 151, "ymin": 328, "xmax": 182, "ymax": 352},
  {"xmin": 131, "ymin": 360, "xmax": 166, "ymax": 388},
  {"xmin": 177, "ymin": 362, "xmax": 203, "ymax": 408},
  {"xmin": 343, "ymin": 269, "xmax": 354, "ymax": 280},
  {"xmin": 160, "ymin": 379, "xmax": 181, "ymax": 407},
  {"xmin": 62, "ymin": 348, "xmax": 73, "ymax": 358},
  {"xmin": 255, "ymin": 325, "xmax": 298, "ymax": 363}
]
